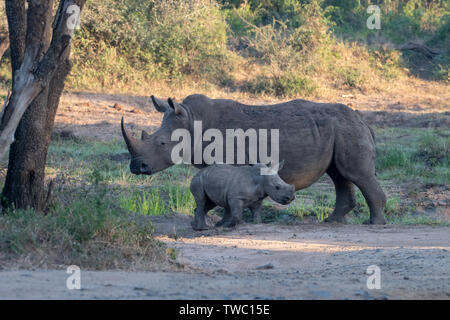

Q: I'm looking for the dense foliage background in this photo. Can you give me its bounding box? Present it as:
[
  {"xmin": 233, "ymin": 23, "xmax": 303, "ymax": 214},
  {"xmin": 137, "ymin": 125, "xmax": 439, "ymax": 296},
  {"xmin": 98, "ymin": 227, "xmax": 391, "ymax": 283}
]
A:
[{"xmin": 0, "ymin": 0, "xmax": 448, "ymax": 96}]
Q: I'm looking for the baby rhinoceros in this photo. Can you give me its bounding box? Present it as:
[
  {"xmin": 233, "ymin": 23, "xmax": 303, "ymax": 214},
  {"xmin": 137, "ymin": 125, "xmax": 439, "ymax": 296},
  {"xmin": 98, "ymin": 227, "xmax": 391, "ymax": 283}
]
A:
[{"xmin": 190, "ymin": 162, "xmax": 295, "ymax": 230}]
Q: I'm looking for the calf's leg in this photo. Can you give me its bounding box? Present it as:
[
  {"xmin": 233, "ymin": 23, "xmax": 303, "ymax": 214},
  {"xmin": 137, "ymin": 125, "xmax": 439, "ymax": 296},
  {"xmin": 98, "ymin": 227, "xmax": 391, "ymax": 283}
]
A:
[
  {"xmin": 215, "ymin": 208, "xmax": 232, "ymax": 227},
  {"xmin": 249, "ymin": 200, "xmax": 263, "ymax": 224},
  {"xmin": 223, "ymin": 199, "xmax": 244, "ymax": 228}
]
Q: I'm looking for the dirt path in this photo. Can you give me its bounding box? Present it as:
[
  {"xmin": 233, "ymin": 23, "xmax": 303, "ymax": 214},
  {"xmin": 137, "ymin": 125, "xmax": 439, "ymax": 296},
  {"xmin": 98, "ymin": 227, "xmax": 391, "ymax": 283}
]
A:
[{"xmin": 1, "ymin": 223, "xmax": 449, "ymax": 299}]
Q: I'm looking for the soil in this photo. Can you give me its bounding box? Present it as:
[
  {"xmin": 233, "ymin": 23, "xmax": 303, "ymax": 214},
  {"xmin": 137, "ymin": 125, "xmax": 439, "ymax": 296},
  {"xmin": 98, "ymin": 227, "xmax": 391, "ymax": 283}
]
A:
[{"xmin": 1, "ymin": 220, "xmax": 449, "ymax": 299}]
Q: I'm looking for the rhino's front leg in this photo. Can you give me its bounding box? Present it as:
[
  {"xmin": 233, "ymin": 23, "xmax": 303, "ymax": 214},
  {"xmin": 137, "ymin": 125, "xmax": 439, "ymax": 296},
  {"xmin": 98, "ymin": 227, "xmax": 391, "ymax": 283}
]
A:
[
  {"xmin": 191, "ymin": 207, "xmax": 209, "ymax": 231},
  {"xmin": 223, "ymin": 199, "xmax": 244, "ymax": 228},
  {"xmin": 249, "ymin": 200, "xmax": 263, "ymax": 224}
]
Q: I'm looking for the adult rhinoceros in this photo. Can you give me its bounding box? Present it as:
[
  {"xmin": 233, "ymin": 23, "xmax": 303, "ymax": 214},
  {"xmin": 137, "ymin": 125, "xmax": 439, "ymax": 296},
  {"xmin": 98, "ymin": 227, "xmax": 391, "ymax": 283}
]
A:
[{"xmin": 121, "ymin": 94, "xmax": 386, "ymax": 224}]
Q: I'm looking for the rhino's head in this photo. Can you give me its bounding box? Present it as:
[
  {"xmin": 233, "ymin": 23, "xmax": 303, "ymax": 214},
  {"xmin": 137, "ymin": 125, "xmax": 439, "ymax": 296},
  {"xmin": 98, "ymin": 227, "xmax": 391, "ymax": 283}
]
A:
[
  {"xmin": 121, "ymin": 96, "xmax": 190, "ymax": 175},
  {"xmin": 260, "ymin": 161, "xmax": 295, "ymax": 205}
]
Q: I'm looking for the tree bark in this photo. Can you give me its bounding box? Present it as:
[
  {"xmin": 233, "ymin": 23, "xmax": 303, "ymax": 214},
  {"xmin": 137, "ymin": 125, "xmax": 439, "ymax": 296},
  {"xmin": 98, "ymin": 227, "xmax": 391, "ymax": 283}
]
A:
[
  {"xmin": 1, "ymin": 0, "xmax": 85, "ymax": 211},
  {"xmin": 0, "ymin": 35, "xmax": 9, "ymax": 61},
  {"xmin": 5, "ymin": 0, "xmax": 26, "ymax": 77}
]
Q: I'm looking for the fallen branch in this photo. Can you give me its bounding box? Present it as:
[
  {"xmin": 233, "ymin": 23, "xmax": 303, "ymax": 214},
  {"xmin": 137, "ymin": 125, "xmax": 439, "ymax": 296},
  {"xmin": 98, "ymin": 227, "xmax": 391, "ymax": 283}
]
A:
[
  {"xmin": 398, "ymin": 41, "xmax": 440, "ymax": 59},
  {"xmin": 44, "ymin": 179, "xmax": 55, "ymax": 215}
]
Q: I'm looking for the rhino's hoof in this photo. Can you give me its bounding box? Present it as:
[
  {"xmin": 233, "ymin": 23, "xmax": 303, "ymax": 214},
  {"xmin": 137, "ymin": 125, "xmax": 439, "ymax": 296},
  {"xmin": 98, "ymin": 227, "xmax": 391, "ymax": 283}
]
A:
[
  {"xmin": 223, "ymin": 219, "xmax": 240, "ymax": 229},
  {"xmin": 324, "ymin": 214, "xmax": 346, "ymax": 224},
  {"xmin": 191, "ymin": 221, "xmax": 208, "ymax": 231},
  {"xmin": 363, "ymin": 216, "xmax": 386, "ymax": 225},
  {"xmin": 215, "ymin": 220, "xmax": 225, "ymax": 227}
]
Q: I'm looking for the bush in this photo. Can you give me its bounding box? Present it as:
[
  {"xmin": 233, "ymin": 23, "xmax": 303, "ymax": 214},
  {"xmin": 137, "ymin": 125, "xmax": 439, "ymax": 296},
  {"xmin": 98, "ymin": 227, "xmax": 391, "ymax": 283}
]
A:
[
  {"xmin": 69, "ymin": 0, "xmax": 234, "ymax": 91},
  {"xmin": 414, "ymin": 134, "xmax": 449, "ymax": 167},
  {"xmin": 145, "ymin": 0, "xmax": 233, "ymax": 81},
  {"xmin": 248, "ymin": 73, "xmax": 316, "ymax": 97},
  {"xmin": 240, "ymin": 2, "xmax": 326, "ymax": 97}
]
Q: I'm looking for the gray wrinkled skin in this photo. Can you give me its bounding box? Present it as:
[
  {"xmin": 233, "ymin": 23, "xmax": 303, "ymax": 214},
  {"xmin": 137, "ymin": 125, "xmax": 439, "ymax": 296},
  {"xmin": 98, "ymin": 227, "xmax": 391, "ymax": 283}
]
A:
[
  {"xmin": 190, "ymin": 163, "xmax": 295, "ymax": 230},
  {"xmin": 121, "ymin": 94, "xmax": 387, "ymax": 225}
]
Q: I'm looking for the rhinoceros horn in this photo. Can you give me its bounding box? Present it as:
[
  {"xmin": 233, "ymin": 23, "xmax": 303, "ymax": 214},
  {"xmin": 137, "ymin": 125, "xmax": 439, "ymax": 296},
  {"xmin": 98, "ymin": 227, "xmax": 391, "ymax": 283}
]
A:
[{"xmin": 121, "ymin": 117, "xmax": 141, "ymax": 155}]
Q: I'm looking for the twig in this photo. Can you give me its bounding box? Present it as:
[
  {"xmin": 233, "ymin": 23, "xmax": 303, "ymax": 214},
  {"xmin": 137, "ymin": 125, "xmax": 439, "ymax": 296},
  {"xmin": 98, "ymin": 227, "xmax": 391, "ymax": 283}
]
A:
[{"xmin": 44, "ymin": 179, "xmax": 55, "ymax": 215}]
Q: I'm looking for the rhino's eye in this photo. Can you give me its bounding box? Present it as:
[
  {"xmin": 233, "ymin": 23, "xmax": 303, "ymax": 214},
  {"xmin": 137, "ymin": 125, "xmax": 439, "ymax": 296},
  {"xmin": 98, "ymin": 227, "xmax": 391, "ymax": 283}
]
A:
[
  {"xmin": 160, "ymin": 141, "xmax": 166, "ymax": 146},
  {"xmin": 275, "ymin": 186, "xmax": 280, "ymax": 190}
]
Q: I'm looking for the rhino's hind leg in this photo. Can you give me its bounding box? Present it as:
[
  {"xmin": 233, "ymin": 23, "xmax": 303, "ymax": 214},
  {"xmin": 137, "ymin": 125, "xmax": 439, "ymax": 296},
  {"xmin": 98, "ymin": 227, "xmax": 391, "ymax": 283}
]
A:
[
  {"xmin": 332, "ymin": 129, "xmax": 386, "ymax": 225},
  {"xmin": 223, "ymin": 199, "xmax": 244, "ymax": 228},
  {"xmin": 191, "ymin": 197, "xmax": 216, "ymax": 231},
  {"xmin": 353, "ymin": 176, "xmax": 386, "ymax": 225},
  {"xmin": 325, "ymin": 166, "xmax": 355, "ymax": 223},
  {"xmin": 215, "ymin": 208, "xmax": 232, "ymax": 227}
]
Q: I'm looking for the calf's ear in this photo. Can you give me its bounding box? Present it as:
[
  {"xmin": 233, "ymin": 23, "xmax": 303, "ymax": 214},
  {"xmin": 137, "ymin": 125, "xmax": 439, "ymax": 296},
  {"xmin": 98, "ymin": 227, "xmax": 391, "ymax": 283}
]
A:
[{"xmin": 151, "ymin": 96, "xmax": 170, "ymax": 113}]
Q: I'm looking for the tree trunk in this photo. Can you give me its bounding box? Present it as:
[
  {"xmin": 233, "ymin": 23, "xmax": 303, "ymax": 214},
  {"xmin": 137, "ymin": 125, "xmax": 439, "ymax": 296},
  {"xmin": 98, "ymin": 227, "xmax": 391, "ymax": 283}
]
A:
[{"xmin": 1, "ymin": 0, "xmax": 85, "ymax": 211}]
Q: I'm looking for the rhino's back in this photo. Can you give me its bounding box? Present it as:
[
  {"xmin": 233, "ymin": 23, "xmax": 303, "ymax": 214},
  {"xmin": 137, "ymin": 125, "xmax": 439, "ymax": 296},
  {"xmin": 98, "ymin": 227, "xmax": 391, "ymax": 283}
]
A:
[{"xmin": 184, "ymin": 94, "xmax": 367, "ymax": 134}]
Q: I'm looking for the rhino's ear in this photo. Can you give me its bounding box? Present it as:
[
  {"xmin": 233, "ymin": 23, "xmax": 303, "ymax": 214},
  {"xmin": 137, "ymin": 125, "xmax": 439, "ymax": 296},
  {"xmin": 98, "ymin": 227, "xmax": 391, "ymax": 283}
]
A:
[
  {"xmin": 141, "ymin": 130, "xmax": 150, "ymax": 141},
  {"xmin": 277, "ymin": 160, "xmax": 285, "ymax": 172},
  {"xmin": 168, "ymin": 97, "xmax": 187, "ymax": 116},
  {"xmin": 151, "ymin": 95, "xmax": 170, "ymax": 113}
]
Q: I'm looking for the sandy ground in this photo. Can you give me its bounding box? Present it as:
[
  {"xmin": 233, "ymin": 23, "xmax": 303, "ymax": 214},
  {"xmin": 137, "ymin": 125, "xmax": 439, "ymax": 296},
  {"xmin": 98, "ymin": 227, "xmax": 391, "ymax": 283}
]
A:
[{"xmin": 1, "ymin": 221, "xmax": 449, "ymax": 299}]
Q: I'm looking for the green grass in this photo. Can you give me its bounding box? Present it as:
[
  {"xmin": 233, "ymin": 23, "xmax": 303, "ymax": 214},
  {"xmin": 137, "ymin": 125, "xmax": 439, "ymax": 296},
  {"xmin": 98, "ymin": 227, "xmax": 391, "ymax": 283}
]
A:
[
  {"xmin": 119, "ymin": 189, "xmax": 167, "ymax": 216},
  {"xmin": 375, "ymin": 128, "xmax": 450, "ymax": 185},
  {"xmin": 165, "ymin": 184, "xmax": 196, "ymax": 215}
]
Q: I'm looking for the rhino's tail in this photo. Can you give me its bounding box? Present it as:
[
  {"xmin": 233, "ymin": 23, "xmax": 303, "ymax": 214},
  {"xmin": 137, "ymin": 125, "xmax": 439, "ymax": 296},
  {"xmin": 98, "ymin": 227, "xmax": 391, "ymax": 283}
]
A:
[{"xmin": 367, "ymin": 123, "xmax": 376, "ymax": 144}]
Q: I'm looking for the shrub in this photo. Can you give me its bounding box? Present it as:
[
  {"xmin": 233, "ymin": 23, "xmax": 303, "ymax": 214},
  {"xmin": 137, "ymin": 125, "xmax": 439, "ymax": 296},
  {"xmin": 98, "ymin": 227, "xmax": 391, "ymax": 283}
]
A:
[
  {"xmin": 0, "ymin": 196, "xmax": 165, "ymax": 269},
  {"xmin": 69, "ymin": 0, "xmax": 234, "ymax": 90},
  {"xmin": 145, "ymin": 0, "xmax": 233, "ymax": 81},
  {"xmin": 248, "ymin": 72, "xmax": 316, "ymax": 97},
  {"xmin": 413, "ymin": 134, "xmax": 449, "ymax": 167}
]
